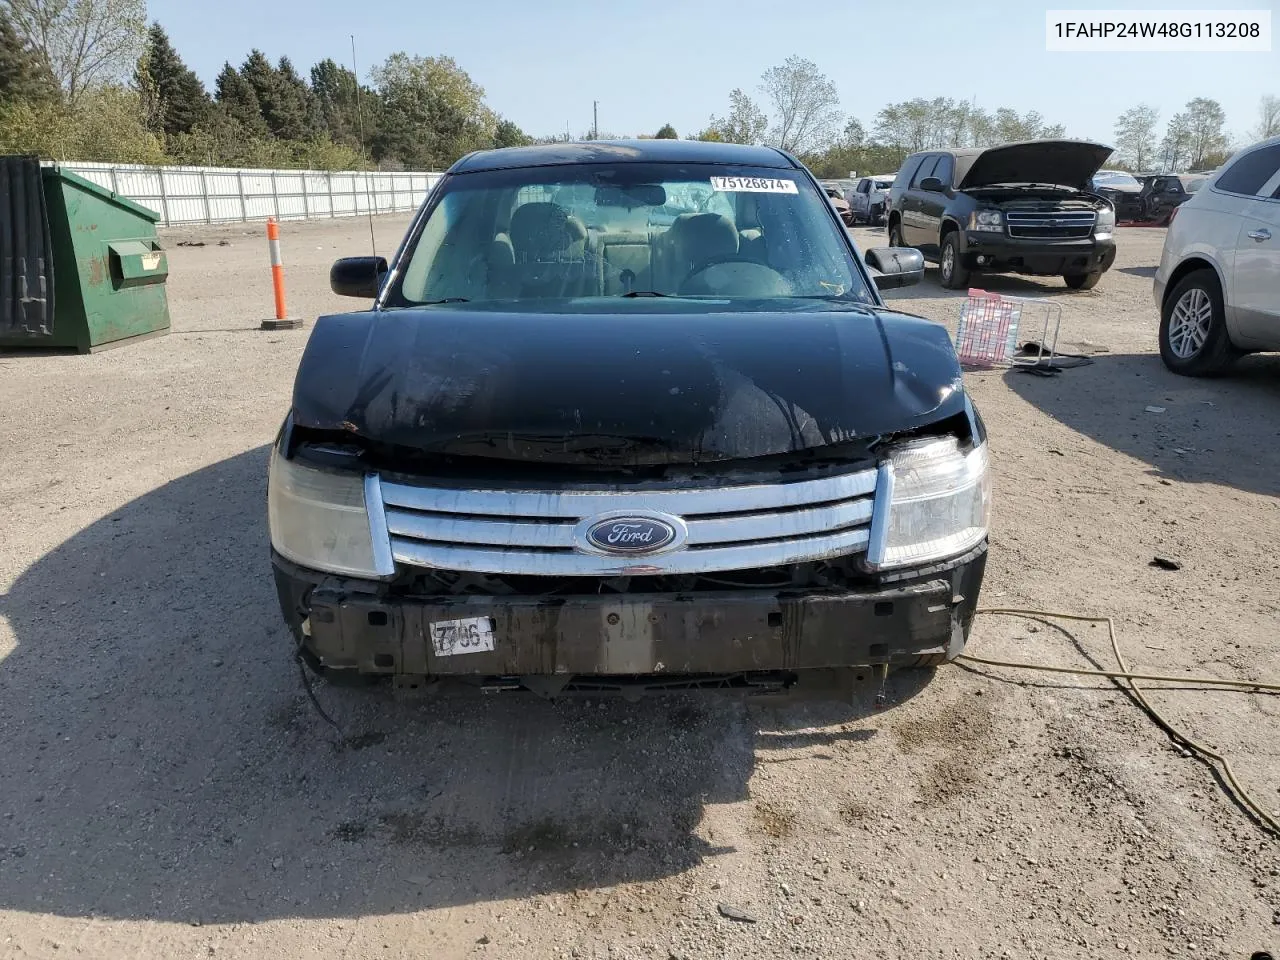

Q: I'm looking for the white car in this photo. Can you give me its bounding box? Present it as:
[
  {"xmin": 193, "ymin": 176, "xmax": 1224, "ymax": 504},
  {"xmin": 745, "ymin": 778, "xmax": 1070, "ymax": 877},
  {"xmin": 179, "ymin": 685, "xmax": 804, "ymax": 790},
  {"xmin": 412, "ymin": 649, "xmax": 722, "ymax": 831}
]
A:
[
  {"xmin": 848, "ymin": 175, "xmax": 895, "ymax": 225},
  {"xmin": 1154, "ymin": 135, "xmax": 1280, "ymax": 375}
]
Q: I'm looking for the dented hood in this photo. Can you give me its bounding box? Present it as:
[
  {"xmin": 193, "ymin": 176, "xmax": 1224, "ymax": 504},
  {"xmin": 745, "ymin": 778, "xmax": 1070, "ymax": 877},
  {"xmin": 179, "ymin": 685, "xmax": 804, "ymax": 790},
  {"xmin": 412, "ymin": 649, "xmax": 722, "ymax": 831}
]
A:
[{"xmin": 290, "ymin": 301, "xmax": 967, "ymax": 466}]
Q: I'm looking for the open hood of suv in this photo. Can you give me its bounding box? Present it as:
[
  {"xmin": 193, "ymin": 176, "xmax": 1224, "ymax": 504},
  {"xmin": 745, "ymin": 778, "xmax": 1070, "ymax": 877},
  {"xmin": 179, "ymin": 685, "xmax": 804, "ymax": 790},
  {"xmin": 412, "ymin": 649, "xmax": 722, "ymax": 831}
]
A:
[
  {"xmin": 290, "ymin": 302, "xmax": 968, "ymax": 467},
  {"xmin": 958, "ymin": 140, "xmax": 1114, "ymax": 191}
]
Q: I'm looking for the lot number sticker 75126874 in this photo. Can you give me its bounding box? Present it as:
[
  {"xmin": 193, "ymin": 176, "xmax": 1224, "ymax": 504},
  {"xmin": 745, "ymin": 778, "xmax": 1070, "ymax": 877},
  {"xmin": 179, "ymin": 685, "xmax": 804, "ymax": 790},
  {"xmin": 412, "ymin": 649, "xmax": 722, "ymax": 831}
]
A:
[{"xmin": 710, "ymin": 176, "xmax": 798, "ymax": 194}]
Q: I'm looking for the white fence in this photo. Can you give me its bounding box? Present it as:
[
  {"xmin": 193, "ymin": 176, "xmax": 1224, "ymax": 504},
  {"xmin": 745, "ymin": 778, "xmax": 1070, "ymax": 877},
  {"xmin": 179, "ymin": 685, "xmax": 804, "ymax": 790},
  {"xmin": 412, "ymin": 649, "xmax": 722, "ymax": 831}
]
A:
[{"xmin": 59, "ymin": 162, "xmax": 443, "ymax": 227}]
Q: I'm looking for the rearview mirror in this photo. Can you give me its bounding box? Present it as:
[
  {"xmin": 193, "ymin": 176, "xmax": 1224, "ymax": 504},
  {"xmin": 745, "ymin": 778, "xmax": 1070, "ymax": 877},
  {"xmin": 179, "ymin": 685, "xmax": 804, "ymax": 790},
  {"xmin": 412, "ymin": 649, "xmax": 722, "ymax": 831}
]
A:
[
  {"xmin": 864, "ymin": 247, "xmax": 925, "ymax": 290},
  {"xmin": 330, "ymin": 256, "xmax": 388, "ymax": 298},
  {"xmin": 918, "ymin": 176, "xmax": 944, "ymax": 193},
  {"xmin": 595, "ymin": 184, "xmax": 667, "ymax": 208}
]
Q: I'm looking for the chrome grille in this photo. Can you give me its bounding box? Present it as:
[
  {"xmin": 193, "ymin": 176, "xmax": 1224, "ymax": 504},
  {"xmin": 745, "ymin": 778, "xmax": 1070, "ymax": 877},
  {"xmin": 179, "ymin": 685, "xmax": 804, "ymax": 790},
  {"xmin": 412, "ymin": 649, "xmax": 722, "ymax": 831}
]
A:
[
  {"xmin": 375, "ymin": 467, "xmax": 878, "ymax": 576},
  {"xmin": 1005, "ymin": 210, "xmax": 1096, "ymax": 239}
]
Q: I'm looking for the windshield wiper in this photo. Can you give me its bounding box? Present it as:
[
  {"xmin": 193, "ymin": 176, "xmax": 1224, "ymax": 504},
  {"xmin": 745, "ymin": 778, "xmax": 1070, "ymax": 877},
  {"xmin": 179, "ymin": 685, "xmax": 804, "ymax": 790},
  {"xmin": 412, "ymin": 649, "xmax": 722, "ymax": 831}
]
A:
[
  {"xmin": 617, "ymin": 290, "xmax": 670, "ymax": 298},
  {"xmin": 421, "ymin": 297, "xmax": 470, "ymax": 305}
]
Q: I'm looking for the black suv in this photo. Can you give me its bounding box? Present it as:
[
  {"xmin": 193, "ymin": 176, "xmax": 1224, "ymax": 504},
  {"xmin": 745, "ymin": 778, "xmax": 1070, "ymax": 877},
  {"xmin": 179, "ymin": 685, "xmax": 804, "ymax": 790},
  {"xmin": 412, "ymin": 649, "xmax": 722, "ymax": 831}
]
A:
[{"xmin": 888, "ymin": 140, "xmax": 1118, "ymax": 290}]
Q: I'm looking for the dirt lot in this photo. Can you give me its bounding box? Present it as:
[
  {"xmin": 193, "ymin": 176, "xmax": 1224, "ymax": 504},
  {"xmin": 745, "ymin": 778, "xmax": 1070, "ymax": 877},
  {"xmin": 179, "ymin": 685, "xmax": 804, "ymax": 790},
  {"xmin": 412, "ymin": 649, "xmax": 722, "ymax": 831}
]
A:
[{"xmin": 1, "ymin": 216, "xmax": 1277, "ymax": 960}]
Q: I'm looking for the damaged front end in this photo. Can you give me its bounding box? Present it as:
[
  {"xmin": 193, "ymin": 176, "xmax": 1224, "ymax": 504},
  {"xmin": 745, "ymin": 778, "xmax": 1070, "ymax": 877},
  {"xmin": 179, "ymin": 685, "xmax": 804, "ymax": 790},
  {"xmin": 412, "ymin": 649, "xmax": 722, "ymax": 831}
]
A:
[{"xmin": 268, "ymin": 398, "xmax": 990, "ymax": 696}]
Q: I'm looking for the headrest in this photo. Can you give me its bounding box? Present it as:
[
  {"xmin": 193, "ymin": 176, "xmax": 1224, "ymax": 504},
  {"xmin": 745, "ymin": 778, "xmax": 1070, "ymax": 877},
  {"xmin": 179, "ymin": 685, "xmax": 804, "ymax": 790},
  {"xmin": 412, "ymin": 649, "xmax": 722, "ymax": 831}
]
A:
[
  {"xmin": 668, "ymin": 212, "xmax": 738, "ymax": 261},
  {"xmin": 510, "ymin": 202, "xmax": 587, "ymax": 257}
]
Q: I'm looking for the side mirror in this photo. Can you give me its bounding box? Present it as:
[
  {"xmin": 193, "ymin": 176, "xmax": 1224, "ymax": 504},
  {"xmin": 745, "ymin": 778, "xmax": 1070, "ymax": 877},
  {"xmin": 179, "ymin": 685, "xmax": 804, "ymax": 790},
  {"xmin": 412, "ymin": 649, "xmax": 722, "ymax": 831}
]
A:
[
  {"xmin": 330, "ymin": 256, "xmax": 388, "ymax": 298},
  {"xmin": 918, "ymin": 176, "xmax": 944, "ymax": 193},
  {"xmin": 865, "ymin": 247, "xmax": 925, "ymax": 290}
]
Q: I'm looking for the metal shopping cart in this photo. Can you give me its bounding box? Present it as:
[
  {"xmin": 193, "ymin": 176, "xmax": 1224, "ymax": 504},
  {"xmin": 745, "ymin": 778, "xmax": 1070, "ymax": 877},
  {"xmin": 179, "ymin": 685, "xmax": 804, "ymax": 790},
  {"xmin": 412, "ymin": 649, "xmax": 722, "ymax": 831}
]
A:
[{"xmin": 951, "ymin": 288, "xmax": 1063, "ymax": 368}]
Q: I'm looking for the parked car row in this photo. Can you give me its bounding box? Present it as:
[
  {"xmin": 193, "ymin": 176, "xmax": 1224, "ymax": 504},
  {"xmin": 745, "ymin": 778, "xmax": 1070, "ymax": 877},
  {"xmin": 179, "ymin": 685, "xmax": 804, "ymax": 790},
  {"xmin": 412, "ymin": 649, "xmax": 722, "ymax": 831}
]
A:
[{"xmin": 1091, "ymin": 169, "xmax": 1206, "ymax": 225}]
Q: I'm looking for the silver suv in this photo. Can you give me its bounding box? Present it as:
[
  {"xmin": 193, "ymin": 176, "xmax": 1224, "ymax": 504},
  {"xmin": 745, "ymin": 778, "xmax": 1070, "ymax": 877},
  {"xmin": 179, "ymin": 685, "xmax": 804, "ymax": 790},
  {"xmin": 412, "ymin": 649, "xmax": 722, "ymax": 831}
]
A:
[{"xmin": 1154, "ymin": 135, "xmax": 1280, "ymax": 375}]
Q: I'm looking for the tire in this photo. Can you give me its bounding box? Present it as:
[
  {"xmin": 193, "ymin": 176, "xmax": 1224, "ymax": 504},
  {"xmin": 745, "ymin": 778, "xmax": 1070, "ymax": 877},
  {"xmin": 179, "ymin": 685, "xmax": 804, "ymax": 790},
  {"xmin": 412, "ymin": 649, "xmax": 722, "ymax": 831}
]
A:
[
  {"xmin": 888, "ymin": 218, "xmax": 905, "ymax": 247},
  {"xmin": 938, "ymin": 231, "xmax": 969, "ymax": 289},
  {"xmin": 1063, "ymin": 271, "xmax": 1102, "ymax": 290},
  {"xmin": 1158, "ymin": 268, "xmax": 1238, "ymax": 377}
]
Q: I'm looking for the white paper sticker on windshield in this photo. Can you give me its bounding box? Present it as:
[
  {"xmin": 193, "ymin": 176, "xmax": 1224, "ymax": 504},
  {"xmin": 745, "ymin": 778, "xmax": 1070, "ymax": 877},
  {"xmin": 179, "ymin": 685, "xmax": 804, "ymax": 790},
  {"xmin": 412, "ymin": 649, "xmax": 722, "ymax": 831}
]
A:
[{"xmin": 710, "ymin": 176, "xmax": 798, "ymax": 194}]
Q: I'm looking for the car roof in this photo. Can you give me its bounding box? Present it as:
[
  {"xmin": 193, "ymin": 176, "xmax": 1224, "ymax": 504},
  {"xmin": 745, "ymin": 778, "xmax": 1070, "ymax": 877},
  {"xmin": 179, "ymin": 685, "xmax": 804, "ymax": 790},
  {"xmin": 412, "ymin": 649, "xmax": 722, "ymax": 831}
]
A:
[{"xmin": 450, "ymin": 139, "xmax": 796, "ymax": 173}]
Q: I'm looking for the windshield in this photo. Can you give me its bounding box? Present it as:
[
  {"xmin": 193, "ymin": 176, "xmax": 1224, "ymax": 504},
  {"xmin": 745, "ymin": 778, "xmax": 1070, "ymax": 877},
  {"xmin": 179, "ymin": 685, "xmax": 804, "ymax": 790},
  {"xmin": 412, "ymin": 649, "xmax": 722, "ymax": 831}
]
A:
[
  {"xmin": 393, "ymin": 162, "xmax": 871, "ymax": 306},
  {"xmin": 873, "ymin": 180, "xmax": 894, "ymax": 190},
  {"xmin": 1092, "ymin": 171, "xmax": 1141, "ymax": 190},
  {"xmin": 1181, "ymin": 176, "xmax": 1206, "ymax": 193}
]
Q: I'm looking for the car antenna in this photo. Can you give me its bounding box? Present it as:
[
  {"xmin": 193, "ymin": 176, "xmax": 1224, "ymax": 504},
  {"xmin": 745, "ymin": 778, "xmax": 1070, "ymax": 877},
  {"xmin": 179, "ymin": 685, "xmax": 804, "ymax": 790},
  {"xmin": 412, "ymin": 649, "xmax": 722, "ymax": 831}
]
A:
[{"xmin": 351, "ymin": 34, "xmax": 377, "ymax": 258}]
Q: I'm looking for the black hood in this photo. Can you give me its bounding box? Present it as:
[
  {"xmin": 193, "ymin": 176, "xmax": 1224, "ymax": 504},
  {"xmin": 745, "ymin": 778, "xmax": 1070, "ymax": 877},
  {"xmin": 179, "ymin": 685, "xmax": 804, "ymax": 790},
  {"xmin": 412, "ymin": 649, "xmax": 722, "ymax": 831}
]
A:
[
  {"xmin": 289, "ymin": 302, "xmax": 967, "ymax": 467},
  {"xmin": 958, "ymin": 140, "xmax": 1114, "ymax": 191}
]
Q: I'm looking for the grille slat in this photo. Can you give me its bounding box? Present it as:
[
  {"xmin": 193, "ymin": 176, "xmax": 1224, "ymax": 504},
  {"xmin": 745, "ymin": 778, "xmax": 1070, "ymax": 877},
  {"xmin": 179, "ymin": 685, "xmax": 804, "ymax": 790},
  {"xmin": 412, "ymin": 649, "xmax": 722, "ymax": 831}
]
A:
[
  {"xmin": 377, "ymin": 466, "xmax": 879, "ymax": 576},
  {"xmin": 1004, "ymin": 210, "xmax": 1096, "ymax": 240},
  {"xmin": 380, "ymin": 469, "xmax": 876, "ymax": 518},
  {"xmin": 389, "ymin": 527, "xmax": 871, "ymax": 576}
]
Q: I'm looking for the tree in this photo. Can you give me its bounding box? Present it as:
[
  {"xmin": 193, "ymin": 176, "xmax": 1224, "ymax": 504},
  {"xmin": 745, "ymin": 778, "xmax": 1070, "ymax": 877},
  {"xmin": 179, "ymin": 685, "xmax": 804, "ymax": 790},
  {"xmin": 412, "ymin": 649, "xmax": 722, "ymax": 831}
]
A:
[
  {"xmin": 3, "ymin": 0, "xmax": 146, "ymax": 104},
  {"xmin": 1250, "ymin": 94, "xmax": 1280, "ymax": 141},
  {"xmin": 213, "ymin": 62, "xmax": 267, "ymax": 135},
  {"xmin": 237, "ymin": 50, "xmax": 308, "ymax": 141},
  {"xmin": 134, "ymin": 23, "xmax": 209, "ymax": 138},
  {"xmin": 702, "ymin": 87, "xmax": 768, "ymax": 145},
  {"xmin": 1159, "ymin": 112, "xmax": 1192, "ymax": 171},
  {"xmin": 274, "ymin": 56, "xmax": 316, "ymax": 140},
  {"xmin": 1112, "ymin": 104, "xmax": 1159, "ymax": 170},
  {"xmin": 993, "ymin": 107, "xmax": 1042, "ymax": 143},
  {"xmin": 654, "ymin": 123, "xmax": 677, "ymax": 139},
  {"xmin": 1180, "ymin": 97, "xmax": 1228, "ymax": 169},
  {"xmin": 0, "ymin": 83, "xmax": 163, "ymax": 161},
  {"xmin": 0, "ymin": 7, "xmax": 57, "ymax": 103},
  {"xmin": 759, "ymin": 56, "xmax": 841, "ymax": 154},
  {"xmin": 310, "ymin": 58, "xmax": 379, "ymax": 150},
  {"xmin": 493, "ymin": 118, "xmax": 530, "ymax": 149},
  {"xmin": 372, "ymin": 53, "xmax": 496, "ymax": 169}
]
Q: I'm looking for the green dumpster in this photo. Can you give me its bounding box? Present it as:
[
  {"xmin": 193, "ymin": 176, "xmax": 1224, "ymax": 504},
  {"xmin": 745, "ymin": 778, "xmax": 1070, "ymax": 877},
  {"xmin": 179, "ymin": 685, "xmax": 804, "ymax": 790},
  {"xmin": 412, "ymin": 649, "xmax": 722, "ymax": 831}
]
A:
[{"xmin": 0, "ymin": 160, "xmax": 170, "ymax": 353}]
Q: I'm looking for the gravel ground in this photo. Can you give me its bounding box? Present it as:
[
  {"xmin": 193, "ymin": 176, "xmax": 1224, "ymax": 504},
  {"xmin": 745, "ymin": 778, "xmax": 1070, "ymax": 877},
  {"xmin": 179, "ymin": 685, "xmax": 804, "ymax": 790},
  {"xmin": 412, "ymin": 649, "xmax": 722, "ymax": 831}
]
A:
[{"xmin": 1, "ymin": 216, "xmax": 1277, "ymax": 960}]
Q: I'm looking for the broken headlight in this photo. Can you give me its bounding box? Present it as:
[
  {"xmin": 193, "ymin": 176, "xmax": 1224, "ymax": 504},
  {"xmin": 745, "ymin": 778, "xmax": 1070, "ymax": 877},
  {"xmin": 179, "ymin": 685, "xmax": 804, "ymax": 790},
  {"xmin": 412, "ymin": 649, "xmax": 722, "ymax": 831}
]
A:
[
  {"xmin": 268, "ymin": 449, "xmax": 389, "ymax": 578},
  {"xmin": 865, "ymin": 436, "xmax": 991, "ymax": 570}
]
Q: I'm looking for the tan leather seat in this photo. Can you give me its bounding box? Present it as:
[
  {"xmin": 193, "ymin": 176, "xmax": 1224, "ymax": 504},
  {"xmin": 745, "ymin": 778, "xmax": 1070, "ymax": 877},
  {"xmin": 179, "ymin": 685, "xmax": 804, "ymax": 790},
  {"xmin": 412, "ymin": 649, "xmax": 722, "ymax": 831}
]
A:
[{"xmin": 658, "ymin": 213, "xmax": 739, "ymax": 291}]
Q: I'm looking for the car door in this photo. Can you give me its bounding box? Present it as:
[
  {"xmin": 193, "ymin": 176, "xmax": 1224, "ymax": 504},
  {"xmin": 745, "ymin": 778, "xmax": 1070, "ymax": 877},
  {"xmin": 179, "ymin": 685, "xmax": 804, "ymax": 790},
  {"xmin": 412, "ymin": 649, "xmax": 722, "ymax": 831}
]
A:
[
  {"xmin": 1230, "ymin": 152, "xmax": 1280, "ymax": 343},
  {"xmin": 915, "ymin": 154, "xmax": 953, "ymax": 259},
  {"xmin": 901, "ymin": 155, "xmax": 938, "ymax": 248},
  {"xmin": 853, "ymin": 179, "xmax": 870, "ymax": 219},
  {"xmin": 1152, "ymin": 177, "xmax": 1185, "ymax": 222}
]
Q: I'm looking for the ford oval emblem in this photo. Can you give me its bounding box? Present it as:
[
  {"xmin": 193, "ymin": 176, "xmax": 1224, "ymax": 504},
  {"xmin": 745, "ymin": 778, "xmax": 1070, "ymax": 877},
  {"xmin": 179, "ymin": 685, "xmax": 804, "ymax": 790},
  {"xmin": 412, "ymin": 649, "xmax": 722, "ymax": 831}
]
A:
[{"xmin": 583, "ymin": 516, "xmax": 679, "ymax": 555}]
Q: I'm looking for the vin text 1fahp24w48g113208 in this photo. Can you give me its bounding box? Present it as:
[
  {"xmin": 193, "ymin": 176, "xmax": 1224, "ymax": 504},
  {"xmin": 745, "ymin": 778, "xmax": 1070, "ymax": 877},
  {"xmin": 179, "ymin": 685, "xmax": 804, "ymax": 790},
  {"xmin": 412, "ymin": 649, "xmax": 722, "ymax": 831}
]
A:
[{"xmin": 267, "ymin": 140, "xmax": 991, "ymax": 698}]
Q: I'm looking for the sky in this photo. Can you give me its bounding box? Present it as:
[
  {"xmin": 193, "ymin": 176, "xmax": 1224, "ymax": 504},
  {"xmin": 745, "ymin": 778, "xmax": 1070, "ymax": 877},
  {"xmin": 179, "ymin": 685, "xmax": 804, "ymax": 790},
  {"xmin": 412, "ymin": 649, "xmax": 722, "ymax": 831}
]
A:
[{"xmin": 147, "ymin": 0, "xmax": 1278, "ymax": 145}]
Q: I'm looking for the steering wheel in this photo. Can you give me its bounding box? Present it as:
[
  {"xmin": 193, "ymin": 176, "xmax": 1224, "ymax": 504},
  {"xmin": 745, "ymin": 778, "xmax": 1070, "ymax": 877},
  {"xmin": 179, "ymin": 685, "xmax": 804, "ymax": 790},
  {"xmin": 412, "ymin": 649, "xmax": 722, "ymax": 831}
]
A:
[{"xmin": 679, "ymin": 257, "xmax": 790, "ymax": 297}]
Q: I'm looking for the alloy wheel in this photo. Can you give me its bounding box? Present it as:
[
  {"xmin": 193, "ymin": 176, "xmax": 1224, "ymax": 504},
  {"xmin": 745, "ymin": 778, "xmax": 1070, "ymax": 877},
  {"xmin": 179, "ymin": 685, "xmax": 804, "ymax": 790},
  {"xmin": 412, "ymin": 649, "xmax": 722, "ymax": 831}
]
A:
[{"xmin": 1167, "ymin": 287, "xmax": 1213, "ymax": 359}]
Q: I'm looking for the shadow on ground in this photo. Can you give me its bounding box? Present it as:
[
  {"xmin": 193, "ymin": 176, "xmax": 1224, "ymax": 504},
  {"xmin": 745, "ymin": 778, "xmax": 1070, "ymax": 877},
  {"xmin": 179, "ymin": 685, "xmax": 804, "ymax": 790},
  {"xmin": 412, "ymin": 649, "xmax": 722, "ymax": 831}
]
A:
[
  {"xmin": 0, "ymin": 447, "xmax": 933, "ymax": 923},
  {"xmin": 1004, "ymin": 352, "xmax": 1280, "ymax": 498}
]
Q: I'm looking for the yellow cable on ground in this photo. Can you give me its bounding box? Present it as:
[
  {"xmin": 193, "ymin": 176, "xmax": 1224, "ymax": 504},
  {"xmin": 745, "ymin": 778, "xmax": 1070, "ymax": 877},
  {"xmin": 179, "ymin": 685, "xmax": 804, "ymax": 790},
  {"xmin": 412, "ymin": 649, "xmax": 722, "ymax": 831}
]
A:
[{"xmin": 957, "ymin": 608, "xmax": 1280, "ymax": 836}]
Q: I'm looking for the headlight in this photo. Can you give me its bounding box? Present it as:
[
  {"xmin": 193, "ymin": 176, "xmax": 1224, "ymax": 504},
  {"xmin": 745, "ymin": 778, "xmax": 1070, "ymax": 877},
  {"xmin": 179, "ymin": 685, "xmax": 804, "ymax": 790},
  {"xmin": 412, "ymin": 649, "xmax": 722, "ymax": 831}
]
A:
[
  {"xmin": 865, "ymin": 436, "xmax": 991, "ymax": 570},
  {"xmin": 268, "ymin": 448, "xmax": 391, "ymax": 578},
  {"xmin": 968, "ymin": 209, "xmax": 1003, "ymax": 232},
  {"xmin": 1095, "ymin": 206, "xmax": 1115, "ymax": 236}
]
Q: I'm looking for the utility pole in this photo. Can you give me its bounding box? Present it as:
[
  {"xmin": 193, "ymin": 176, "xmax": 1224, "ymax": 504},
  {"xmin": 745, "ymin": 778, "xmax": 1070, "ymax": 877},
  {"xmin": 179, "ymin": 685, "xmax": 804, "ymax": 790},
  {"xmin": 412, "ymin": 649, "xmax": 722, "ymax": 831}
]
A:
[{"xmin": 593, "ymin": 101, "xmax": 599, "ymax": 141}]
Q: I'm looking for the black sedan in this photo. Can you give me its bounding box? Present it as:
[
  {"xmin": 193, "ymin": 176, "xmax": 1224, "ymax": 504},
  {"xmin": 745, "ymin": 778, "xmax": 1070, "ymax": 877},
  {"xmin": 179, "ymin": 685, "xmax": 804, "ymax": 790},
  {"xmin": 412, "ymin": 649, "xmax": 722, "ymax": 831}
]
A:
[{"xmin": 267, "ymin": 139, "xmax": 990, "ymax": 696}]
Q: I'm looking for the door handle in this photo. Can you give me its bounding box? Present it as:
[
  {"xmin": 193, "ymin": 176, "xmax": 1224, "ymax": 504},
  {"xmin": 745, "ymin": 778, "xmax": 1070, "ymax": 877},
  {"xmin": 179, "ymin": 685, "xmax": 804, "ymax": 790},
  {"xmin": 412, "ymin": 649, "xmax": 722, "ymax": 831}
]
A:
[{"xmin": 1248, "ymin": 228, "xmax": 1272, "ymax": 242}]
